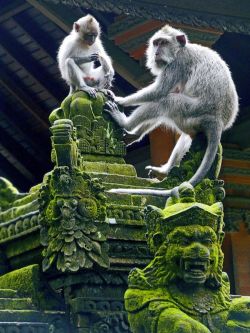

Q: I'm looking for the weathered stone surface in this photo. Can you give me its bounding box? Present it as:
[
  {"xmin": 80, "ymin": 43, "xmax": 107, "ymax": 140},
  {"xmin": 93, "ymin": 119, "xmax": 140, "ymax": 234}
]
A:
[
  {"xmin": 1, "ymin": 91, "xmax": 249, "ymax": 333},
  {"xmin": 125, "ymin": 184, "xmax": 250, "ymax": 333}
]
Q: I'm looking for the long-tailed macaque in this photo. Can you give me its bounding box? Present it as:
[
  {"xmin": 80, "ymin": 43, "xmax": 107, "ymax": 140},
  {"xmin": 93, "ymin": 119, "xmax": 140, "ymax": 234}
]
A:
[
  {"xmin": 58, "ymin": 14, "xmax": 114, "ymax": 97},
  {"xmin": 105, "ymin": 25, "xmax": 238, "ymax": 196}
]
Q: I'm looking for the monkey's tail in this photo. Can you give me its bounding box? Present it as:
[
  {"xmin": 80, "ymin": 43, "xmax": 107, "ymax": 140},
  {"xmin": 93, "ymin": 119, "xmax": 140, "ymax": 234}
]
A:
[
  {"xmin": 108, "ymin": 188, "xmax": 173, "ymax": 197},
  {"xmin": 188, "ymin": 130, "xmax": 221, "ymax": 187},
  {"xmin": 107, "ymin": 131, "xmax": 221, "ymax": 197}
]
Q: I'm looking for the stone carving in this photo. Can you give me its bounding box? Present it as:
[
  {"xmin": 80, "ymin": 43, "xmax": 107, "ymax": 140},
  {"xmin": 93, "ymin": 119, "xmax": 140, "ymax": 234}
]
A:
[
  {"xmin": 92, "ymin": 312, "xmax": 130, "ymax": 333},
  {"xmin": 49, "ymin": 91, "xmax": 126, "ymax": 159},
  {"xmin": 39, "ymin": 166, "xmax": 109, "ymax": 273},
  {"xmin": 125, "ymin": 183, "xmax": 250, "ymax": 333},
  {"xmin": 0, "ymin": 177, "xmax": 25, "ymax": 211},
  {"xmin": 39, "ymin": 101, "xmax": 112, "ymax": 273},
  {"xmin": 0, "ymin": 211, "xmax": 39, "ymax": 244}
]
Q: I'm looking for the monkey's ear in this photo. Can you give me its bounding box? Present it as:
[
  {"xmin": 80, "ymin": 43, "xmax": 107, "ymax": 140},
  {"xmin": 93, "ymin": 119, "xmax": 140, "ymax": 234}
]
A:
[
  {"xmin": 74, "ymin": 22, "xmax": 80, "ymax": 32},
  {"xmin": 176, "ymin": 34, "xmax": 186, "ymax": 47}
]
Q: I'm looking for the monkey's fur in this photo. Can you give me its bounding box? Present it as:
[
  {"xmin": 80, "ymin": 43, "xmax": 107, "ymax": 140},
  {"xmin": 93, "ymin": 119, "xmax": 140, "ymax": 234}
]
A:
[
  {"xmin": 105, "ymin": 25, "xmax": 238, "ymax": 196},
  {"xmin": 58, "ymin": 14, "xmax": 114, "ymax": 97}
]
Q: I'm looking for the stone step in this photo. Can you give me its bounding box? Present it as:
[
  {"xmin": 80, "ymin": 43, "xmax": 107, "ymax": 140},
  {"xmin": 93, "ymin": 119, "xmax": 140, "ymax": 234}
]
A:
[
  {"xmin": 0, "ymin": 309, "xmax": 65, "ymax": 323},
  {"xmin": 106, "ymin": 191, "xmax": 166, "ymax": 208},
  {"xmin": 0, "ymin": 289, "xmax": 18, "ymax": 298},
  {"xmin": 0, "ymin": 322, "xmax": 49, "ymax": 333},
  {"xmin": 0, "ymin": 297, "xmax": 34, "ymax": 310},
  {"xmin": 89, "ymin": 172, "xmax": 159, "ymax": 187}
]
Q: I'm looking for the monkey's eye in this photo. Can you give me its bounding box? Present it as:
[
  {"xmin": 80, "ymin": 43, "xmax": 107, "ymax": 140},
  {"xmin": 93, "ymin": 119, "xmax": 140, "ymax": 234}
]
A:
[
  {"xmin": 161, "ymin": 40, "xmax": 169, "ymax": 45},
  {"xmin": 153, "ymin": 38, "xmax": 161, "ymax": 46},
  {"xmin": 84, "ymin": 33, "xmax": 98, "ymax": 43},
  {"xmin": 85, "ymin": 33, "xmax": 97, "ymax": 38},
  {"xmin": 153, "ymin": 39, "xmax": 169, "ymax": 47}
]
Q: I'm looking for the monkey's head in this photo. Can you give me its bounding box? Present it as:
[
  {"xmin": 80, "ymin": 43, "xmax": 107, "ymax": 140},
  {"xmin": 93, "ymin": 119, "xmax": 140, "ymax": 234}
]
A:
[
  {"xmin": 73, "ymin": 14, "xmax": 100, "ymax": 46},
  {"xmin": 146, "ymin": 25, "xmax": 188, "ymax": 75}
]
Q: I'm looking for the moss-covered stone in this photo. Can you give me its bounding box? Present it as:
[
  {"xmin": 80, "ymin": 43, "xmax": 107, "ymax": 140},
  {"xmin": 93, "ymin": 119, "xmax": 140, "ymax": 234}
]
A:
[
  {"xmin": 0, "ymin": 265, "xmax": 42, "ymax": 308},
  {"xmin": 125, "ymin": 184, "xmax": 250, "ymax": 333},
  {"xmin": 0, "ymin": 178, "xmax": 25, "ymax": 212},
  {"xmin": 50, "ymin": 92, "xmax": 127, "ymax": 164},
  {"xmin": 0, "ymin": 265, "xmax": 64, "ymax": 311},
  {"xmin": 39, "ymin": 166, "xmax": 109, "ymax": 273}
]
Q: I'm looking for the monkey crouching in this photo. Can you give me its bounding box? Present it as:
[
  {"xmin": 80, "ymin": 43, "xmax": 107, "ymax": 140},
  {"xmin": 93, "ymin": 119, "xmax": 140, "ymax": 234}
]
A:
[
  {"xmin": 57, "ymin": 14, "xmax": 114, "ymax": 98},
  {"xmin": 104, "ymin": 24, "xmax": 238, "ymax": 197}
]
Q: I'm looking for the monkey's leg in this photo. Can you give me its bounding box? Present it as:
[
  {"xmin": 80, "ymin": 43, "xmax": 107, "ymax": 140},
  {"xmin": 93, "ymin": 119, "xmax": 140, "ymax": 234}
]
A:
[
  {"xmin": 93, "ymin": 64, "xmax": 114, "ymax": 89},
  {"xmin": 66, "ymin": 58, "xmax": 97, "ymax": 98},
  {"xmin": 124, "ymin": 122, "xmax": 156, "ymax": 146},
  {"xmin": 146, "ymin": 133, "xmax": 192, "ymax": 174}
]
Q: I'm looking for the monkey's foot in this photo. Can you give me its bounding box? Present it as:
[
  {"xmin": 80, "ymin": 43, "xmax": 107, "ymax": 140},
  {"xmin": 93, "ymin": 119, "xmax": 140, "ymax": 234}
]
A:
[
  {"xmin": 145, "ymin": 165, "xmax": 171, "ymax": 175},
  {"xmin": 80, "ymin": 86, "xmax": 97, "ymax": 98}
]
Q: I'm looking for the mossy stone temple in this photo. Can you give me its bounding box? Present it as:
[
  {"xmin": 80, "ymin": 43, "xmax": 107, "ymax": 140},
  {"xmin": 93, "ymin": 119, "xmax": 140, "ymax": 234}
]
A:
[
  {"xmin": 0, "ymin": 92, "xmax": 249, "ymax": 332},
  {"xmin": 0, "ymin": 0, "xmax": 250, "ymax": 332}
]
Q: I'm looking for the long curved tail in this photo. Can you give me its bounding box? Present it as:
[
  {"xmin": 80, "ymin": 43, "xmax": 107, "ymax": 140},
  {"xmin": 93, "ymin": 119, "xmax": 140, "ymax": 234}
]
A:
[
  {"xmin": 188, "ymin": 131, "xmax": 221, "ymax": 187},
  {"xmin": 107, "ymin": 132, "xmax": 221, "ymax": 197},
  {"xmin": 108, "ymin": 188, "xmax": 173, "ymax": 197}
]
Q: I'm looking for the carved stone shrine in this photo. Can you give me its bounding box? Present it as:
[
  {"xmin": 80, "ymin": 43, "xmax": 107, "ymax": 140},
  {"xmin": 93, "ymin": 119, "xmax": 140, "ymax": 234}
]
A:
[{"xmin": 0, "ymin": 92, "xmax": 249, "ymax": 332}]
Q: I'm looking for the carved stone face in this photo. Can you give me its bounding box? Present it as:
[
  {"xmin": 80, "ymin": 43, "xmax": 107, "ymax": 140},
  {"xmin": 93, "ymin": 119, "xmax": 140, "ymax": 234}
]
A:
[
  {"xmin": 165, "ymin": 225, "xmax": 219, "ymax": 285},
  {"xmin": 78, "ymin": 198, "xmax": 98, "ymax": 218}
]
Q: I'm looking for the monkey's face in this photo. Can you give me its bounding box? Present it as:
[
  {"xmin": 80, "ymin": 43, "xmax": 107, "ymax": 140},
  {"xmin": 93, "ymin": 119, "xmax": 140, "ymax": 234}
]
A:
[
  {"xmin": 83, "ymin": 32, "xmax": 98, "ymax": 46},
  {"xmin": 74, "ymin": 16, "xmax": 100, "ymax": 46},
  {"xmin": 151, "ymin": 34, "xmax": 186, "ymax": 68}
]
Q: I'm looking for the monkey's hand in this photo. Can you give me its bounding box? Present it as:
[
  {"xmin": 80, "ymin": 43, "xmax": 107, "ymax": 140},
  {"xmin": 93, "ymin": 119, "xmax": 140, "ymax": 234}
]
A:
[
  {"xmin": 90, "ymin": 53, "xmax": 99, "ymax": 62},
  {"xmin": 80, "ymin": 86, "xmax": 97, "ymax": 99},
  {"xmin": 104, "ymin": 101, "xmax": 127, "ymax": 128}
]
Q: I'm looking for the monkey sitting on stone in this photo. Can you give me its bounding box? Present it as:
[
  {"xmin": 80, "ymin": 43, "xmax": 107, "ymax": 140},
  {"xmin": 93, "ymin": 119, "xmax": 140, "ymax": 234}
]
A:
[
  {"xmin": 58, "ymin": 14, "xmax": 114, "ymax": 98},
  {"xmin": 104, "ymin": 25, "xmax": 238, "ymax": 196}
]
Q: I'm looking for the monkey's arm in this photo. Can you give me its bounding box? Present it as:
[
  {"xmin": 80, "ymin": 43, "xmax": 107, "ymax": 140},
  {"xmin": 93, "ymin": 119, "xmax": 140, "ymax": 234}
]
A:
[
  {"xmin": 66, "ymin": 57, "xmax": 97, "ymax": 98},
  {"xmin": 91, "ymin": 41, "xmax": 115, "ymax": 89},
  {"xmin": 116, "ymin": 69, "xmax": 178, "ymax": 106},
  {"xmin": 115, "ymin": 82, "xmax": 160, "ymax": 106},
  {"xmin": 92, "ymin": 54, "xmax": 114, "ymax": 89},
  {"xmin": 71, "ymin": 54, "xmax": 98, "ymax": 65}
]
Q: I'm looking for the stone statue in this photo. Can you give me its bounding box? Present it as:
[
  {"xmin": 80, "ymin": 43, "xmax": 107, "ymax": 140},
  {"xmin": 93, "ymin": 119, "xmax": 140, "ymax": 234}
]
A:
[{"xmin": 125, "ymin": 183, "xmax": 250, "ymax": 333}]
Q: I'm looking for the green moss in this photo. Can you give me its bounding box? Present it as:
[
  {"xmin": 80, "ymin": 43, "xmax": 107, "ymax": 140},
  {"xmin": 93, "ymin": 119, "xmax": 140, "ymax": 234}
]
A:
[
  {"xmin": 49, "ymin": 107, "xmax": 65, "ymax": 125},
  {"xmin": 60, "ymin": 94, "xmax": 73, "ymax": 118},
  {"xmin": 81, "ymin": 155, "xmax": 125, "ymax": 164},
  {"xmin": 0, "ymin": 265, "xmax": 40, "ymax": 305},
  {"xmin": 5, "ymin": 233, "xmax": 40, "ymax": 258},
  {"xmin": 0, "ymin": 265, "xmax": 62, "ymax": 311},
  {"xmin": 0, "ymin": 178, "xmax": 20, "ymax": 211},
  {"xmin": 81, "ymin": 161, "xmax": 136, "ymax": 176}
]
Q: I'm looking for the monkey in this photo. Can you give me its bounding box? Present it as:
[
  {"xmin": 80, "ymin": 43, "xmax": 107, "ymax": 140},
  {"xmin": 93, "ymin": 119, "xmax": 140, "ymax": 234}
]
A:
[
  {"xmin": 57, "ymin": 14, "xmax": 114, "ymax": 98},
  {"xmin": 104, "ymin": 24, "xmax": 238, "ymax": 197}
]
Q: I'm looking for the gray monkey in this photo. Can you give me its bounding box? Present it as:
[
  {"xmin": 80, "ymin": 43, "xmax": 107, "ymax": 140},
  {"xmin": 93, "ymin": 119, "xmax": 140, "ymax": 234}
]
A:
[
  {"xmin": 104, "ymin": 24, "xmax": 238, "ymax": 196},
  {"xmin": 58, "ymin": 14, "xmax": 114, "ymax": 98}
]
